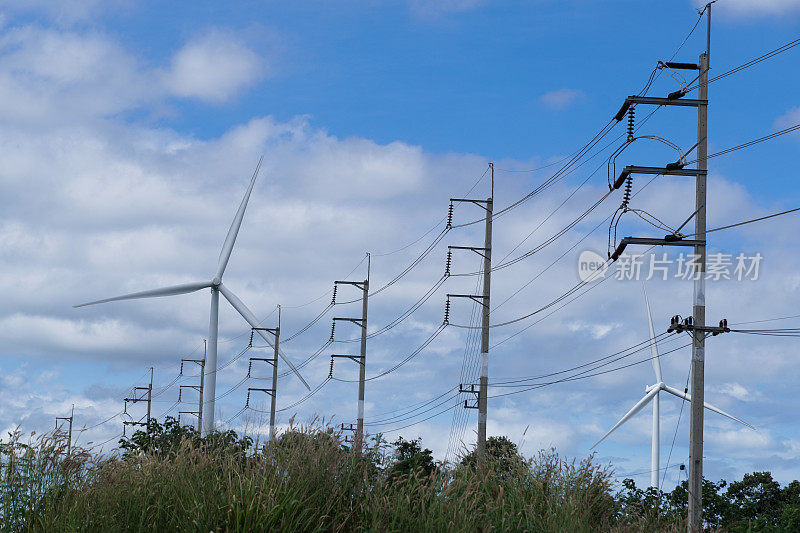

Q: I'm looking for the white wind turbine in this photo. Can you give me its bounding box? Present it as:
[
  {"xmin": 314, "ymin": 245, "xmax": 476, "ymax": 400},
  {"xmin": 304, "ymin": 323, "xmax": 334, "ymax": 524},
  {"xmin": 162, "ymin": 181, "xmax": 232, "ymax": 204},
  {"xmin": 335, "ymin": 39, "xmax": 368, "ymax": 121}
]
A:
[
  {"xmin": 592, "ymin": 283, "xmax": 753, "ymax": 488},
  {"xmin": 75, "ymin": 158, "xmax": 310, "ymax": 436}
]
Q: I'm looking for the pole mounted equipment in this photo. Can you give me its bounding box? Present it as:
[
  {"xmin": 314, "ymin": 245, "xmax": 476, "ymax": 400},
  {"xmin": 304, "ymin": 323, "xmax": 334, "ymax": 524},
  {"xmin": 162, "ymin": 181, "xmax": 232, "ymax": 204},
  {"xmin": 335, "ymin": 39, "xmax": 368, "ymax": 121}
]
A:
[{"xmin": 592, "ymin": 285, "xmax": 750, "ymax": 489}]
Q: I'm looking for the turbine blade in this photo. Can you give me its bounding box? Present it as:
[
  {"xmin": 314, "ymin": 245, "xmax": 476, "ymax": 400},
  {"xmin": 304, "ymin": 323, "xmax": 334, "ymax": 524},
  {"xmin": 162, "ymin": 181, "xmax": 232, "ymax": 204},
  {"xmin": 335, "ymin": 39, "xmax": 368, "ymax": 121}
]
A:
[
  {"xmin": 218, "ymin": 283, "xmax": 311, "ymax": 390},
  {"xmin": 662, "ymin": 384, "xmax": 755, "ymax": 430},
  {"xmin": 216, "ymin": 156, "xmax": 263, "ymax": 280},
  {"xmin": 74, "ymin": 281, "xmax": 212, "ymax": 308},
  {"xmin": 591, "ymin": 387, "xmax": 660, "ymax": 449},
  {"xmin": 642, "ymin": 282, "xmax": 662, "ymax": 383}
]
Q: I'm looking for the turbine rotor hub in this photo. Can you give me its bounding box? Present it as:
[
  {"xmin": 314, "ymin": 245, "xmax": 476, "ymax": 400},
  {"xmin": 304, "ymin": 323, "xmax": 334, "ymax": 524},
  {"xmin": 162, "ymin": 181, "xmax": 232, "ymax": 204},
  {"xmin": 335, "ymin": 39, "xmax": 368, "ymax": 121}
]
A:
[{"xmin": 212, "ymin": 277, "xmax": 221, "ymax": 287}]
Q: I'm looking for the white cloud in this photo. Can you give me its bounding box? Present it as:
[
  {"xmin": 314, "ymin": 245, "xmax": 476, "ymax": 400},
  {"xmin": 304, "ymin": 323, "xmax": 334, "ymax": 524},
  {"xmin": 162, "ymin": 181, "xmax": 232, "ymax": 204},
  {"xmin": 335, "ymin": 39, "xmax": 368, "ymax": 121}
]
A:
[
  {"xmin": 539, "ymin": 89, "xmax": 585, "ymax": 110},
  {"xmin": 0, "ymin": 25, "xmax": 153, "ymax": 122},
  {"xmin": 0, "ymin": 24, "xmax": 267, "ymax": 125},
  {"xmin": 710, "ymin": 382, "xmax": 757, "ymax": 402},
  {"xmin": 164, "ymin": 30, "xmax": 265, "ymax": 103},
  {"xmin": 775, "ymin": 106, "xmax": 800, "ymax": 130}
]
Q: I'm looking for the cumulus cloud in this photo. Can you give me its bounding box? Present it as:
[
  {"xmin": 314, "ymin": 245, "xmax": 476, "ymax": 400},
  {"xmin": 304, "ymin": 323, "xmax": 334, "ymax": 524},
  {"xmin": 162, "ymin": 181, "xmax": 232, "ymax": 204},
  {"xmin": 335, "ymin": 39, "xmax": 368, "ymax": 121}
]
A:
[
  {"xmin": 539, "ymin": 88, "xmax": 585, "ymax": 110},
  {"xmin": 0, "ymin": 24, "xmax": 267, "ymax": 125},
  {"xmin": 163, "ymin": 30, "xmax": 266, "ymax": 103}
]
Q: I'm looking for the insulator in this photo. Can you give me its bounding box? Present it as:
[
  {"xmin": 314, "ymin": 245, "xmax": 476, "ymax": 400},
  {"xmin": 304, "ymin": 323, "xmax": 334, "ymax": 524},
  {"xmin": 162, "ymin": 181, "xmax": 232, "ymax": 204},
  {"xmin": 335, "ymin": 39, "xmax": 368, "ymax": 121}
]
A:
[
  {"xmin": 331, "ymin": 284, "xmax": 338, "ymax": 305},
  {"xmin": 328, "ymin": 358, "xmax": 334, "ymax": 378},
  {"xmin": 247, "ymin": 361, "xmax": 252, "ymax": 377},
  {"xmin": 447, "ymin": 203, "xmax": 454, "ymax": 229},
  {"xmin": 627, "ymin": 106, "xmax": 635, "ymax": 142},
  {"xmin": 621, "ymin": 175, "xmax": 633, "ymax": 211},
  {"xmin": 246, "ymin": 391, "xmax": 251, "ymax": 408},
  {"xmin": 249, "ymin": 330, "xmax": 255, "ymax": 348},
  {"xmin": 445, "ymin": 250, "xmax": 452, "ymax": 276},
  {"xmin": 330, "ymin": 321, "xmax": 336, "ymax": 341}
]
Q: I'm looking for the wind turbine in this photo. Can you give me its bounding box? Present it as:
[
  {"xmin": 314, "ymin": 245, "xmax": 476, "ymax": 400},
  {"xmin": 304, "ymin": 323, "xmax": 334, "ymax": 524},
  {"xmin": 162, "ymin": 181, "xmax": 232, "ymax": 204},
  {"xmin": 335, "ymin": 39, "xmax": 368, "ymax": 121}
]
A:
[
  {"xmin": 75, "ymin": 157, "xmax": 310, "ymax": 436},
  {"xmin": 592, "ymin": 283, "xmax": 753, "ymax": 488}
]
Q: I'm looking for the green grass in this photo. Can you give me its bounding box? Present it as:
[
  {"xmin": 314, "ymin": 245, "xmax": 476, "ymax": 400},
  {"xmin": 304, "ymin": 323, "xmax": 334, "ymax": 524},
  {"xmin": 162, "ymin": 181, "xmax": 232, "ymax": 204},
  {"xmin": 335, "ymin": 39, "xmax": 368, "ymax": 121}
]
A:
[{"xmin": 2, "ymin": 423, "xmax": 684, "ymax": 532}]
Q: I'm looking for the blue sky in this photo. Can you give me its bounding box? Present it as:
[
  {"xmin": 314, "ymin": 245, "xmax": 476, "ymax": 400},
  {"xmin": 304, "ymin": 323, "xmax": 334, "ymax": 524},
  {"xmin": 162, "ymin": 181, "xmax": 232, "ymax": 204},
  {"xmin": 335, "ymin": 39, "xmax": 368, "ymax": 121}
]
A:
[{"xmin": 1, "ymin": 0, "xmax": 800, "ymax": 491}]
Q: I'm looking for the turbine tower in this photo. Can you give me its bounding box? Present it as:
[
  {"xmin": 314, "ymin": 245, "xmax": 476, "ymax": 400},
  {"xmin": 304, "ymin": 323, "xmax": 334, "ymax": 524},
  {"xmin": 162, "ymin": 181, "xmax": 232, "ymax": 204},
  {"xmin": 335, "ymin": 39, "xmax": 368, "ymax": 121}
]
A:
[
  {"xmin": 75, "ymin": 157, "xmax": 310, "ymax": 436},
  {"xmin": 592, "ymin": 283, "xmax": 753, "ymax": 488}
]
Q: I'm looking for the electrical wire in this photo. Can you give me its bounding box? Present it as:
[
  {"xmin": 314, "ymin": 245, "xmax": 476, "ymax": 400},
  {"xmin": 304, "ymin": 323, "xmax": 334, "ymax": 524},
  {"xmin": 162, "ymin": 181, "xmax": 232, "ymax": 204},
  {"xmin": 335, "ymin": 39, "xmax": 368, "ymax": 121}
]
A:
[
  {"xmin": 686, "ymin": 37, "xmax": 800, "ymax": 92},
  {"xmin": 661, "ymin": 366, "xmax": 691, "ymax": 491},
  {"xmin": 335, "ymin": 275, "xmax": 448, "ymax": 343},
  {"xmin": 486, "ymin": 341, "xmax": 692, "ymax": 400},
  {"xmin": 489, "ymin": 331, "xmax": 675, "ymax": 386},
  {"xmin": 364, "ymin": 385, "xmax": 459, "ymax": 424},
  {"xmin": 330, "ymin": 323, "xmax": 448, "ymax": 383},
  {"xmin": 730, "ymin": 313, "xmax": 800, "ymax": 326},
  {"xmin": 683, "ymin": 204, "xmax": 800, "ymax": 238},
  {"xmin": 685, "ymin": 123, "xmax": 800, "ymax": 166}
]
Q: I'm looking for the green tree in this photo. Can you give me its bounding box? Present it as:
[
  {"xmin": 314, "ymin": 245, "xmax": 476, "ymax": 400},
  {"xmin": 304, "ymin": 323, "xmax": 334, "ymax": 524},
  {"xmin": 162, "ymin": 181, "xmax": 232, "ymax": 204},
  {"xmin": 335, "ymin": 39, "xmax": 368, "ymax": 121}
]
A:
[
  {"xmin": 460, "ymin": 435, "xmax": 525, "ymax": 476},
  {"xmin": 119, "ymin": 416, "xmax": 252, "ymax": 458},
  {"xmin": 668, "ymin": 477, "xmax": 729, "ymax": 529},
  {"xmin": 387, "ymin": 437, "xmax": 437, "ymax": 480},
  {"xmin": 724, "ymin": 471, "xmax": 784, "ymax": 531}
]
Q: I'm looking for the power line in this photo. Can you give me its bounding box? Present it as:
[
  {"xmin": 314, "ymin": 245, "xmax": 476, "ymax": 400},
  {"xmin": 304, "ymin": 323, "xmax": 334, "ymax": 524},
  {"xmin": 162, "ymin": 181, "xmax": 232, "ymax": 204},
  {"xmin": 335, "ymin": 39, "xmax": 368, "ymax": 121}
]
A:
[
  {"xmin": 330, "ymin": 323, "xmax": 448, "ymax": 383},
  {"xmin": 684, "ymin": 203, "xmax": 800, "ymax": 237},
  {"xmin": 487, "ymin": 341, "xmax": 692, "ymax": 400},
  {"xmin": 686, "ymin": 37, "xmax": 800, "ymax": 92},
  {"xmin": 489, "ymin": 331, "xmax": 676, "ymax": 386}
]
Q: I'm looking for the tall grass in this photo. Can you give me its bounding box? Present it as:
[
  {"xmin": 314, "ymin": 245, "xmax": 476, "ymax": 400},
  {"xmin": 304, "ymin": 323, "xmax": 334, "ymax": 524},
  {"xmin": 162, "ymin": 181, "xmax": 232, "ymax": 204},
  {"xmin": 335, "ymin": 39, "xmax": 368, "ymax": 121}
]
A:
[{"xmin": 2, "ymin": 424, "xmax": 682, "ymax": 532}]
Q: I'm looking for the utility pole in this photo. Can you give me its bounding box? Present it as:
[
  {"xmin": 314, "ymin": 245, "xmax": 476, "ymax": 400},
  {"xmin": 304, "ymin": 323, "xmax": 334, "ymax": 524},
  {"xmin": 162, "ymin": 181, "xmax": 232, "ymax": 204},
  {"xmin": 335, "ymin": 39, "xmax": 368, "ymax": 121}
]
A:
[
  {"xmin": 123, "ymin": 368, "xmax": 154, "ymax": 436},
  {"xmin": 447, "ymin": 163, "xmax": 493, "ymax": 457},
  {"xmin": 179, "ymin": 348, "xmax": 205, "ymax": 432},
  {"xmin": 55, "ymin": 404, "xmax": 74, "ymax": 455},
  {"xmin": 688, "ymin": 7, "xmax": 711, "ymax": 529},
  {"xmin": 269, "ymin": 307, "xmax": 281, "ymax": 441},
  {"xmin": 478, "ymin": 166, "xmax": 493, "ymax": 455},
  {"xmin": 606, "ymin": 6, "xmax": 712, "ymax": 528},
  {"xmin": 246, "ymin": 312, "xmax": 281, "ymax": 441},
  {"xmin": 331, "ymin": 253, "xmax": 370, "ymax": 448},
  {"xmin": 198, "ymin": 346, "xmax": 205, "ymax": 431},
  {"xmin": 146, "ymin": 367, "xmax": 153, "ymax": 434}
]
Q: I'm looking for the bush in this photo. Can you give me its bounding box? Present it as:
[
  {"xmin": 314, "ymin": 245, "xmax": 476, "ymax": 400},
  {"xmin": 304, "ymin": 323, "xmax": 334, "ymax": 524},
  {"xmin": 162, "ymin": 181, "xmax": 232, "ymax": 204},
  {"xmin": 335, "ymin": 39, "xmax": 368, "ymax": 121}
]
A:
[{"xmin": 5, "ymin": 423, "xmax": 797, "ymax": 532}]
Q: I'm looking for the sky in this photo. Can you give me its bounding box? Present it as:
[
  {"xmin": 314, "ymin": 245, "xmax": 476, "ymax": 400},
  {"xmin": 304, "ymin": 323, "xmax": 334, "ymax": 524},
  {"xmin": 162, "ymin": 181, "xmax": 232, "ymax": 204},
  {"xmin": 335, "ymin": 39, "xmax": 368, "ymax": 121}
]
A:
[{"xmin": 1, "ymin": 0, "xmax": 800, "ymax": 491}]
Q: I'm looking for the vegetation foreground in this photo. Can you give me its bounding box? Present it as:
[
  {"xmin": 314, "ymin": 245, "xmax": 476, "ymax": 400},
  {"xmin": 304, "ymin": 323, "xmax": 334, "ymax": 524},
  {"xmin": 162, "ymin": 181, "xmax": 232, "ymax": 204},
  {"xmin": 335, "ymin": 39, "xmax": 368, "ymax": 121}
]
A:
[{"xmin": 1, "ymin": 418, "xmax": 799, "ymax": 532}]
